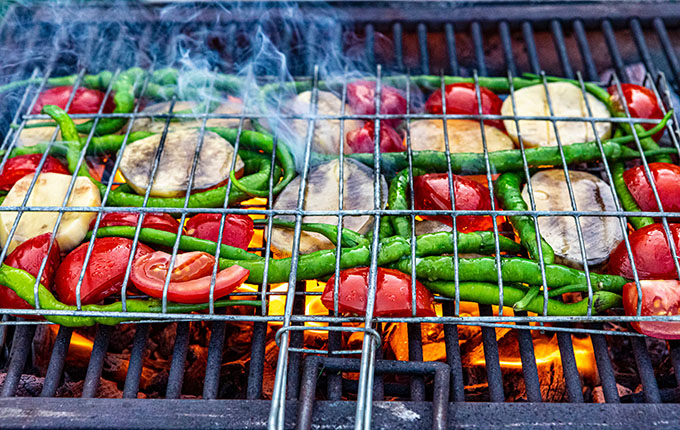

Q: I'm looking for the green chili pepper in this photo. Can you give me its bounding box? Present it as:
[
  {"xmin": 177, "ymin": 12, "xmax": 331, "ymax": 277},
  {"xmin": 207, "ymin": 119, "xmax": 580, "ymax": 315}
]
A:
[
  {"xmin": 495, "ymin": 172, "xmax": 555, "ymax": 264},
  {"xmin": 209, "ymin": 127, "xmax": 296, "ymax": 197},
  {"xmin": 424, "ymin": 281, "xmax": 622, "ymax": 316},
  {"xmin": 389, "ymin": 255, "xmax": 627, "ymax": 292},
  {"xmin": 327, "ymin": 113, "xmax": 672, "ymax": 176},
  {"xmin": 85, "ymin": 226, "xmax": 262, "ymax": 261},
  {"xmin": 611, "ymin": 161, "xmax": 654, "ymax": 230},
  {"xmin": 378, "ymin": 219, "xmax": 395, "ymax": 240},
  {"xmin": 253, "ymin": 219, "xmax": 368, "ymax": 248},
  {"xmin": 513, "ymin": 285, "xmax": 541, "ymax": 312},
  {"xmin": 3, "ymin": 131, "xmax": 155, "ymax": 159},
  {"xmin": 0, "ymin": 264, "xmax": 260, "ymax": 327},
  {"xmin": 387, "ymin": 168, "xmax": 426, "ymax": 238}
]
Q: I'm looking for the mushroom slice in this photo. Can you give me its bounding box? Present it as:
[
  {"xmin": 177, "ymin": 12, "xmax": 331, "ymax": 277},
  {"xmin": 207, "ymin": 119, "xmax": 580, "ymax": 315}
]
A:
[
  {"xmin": 408, "ymin": 119, "xmax": 514, "ymax": 153},
  {"xmin": 269, "ymin": 158, "xmax": 387, "ymax": 256},
  {"xmin": 119, "ymin": 129, "xmax": 243, "ymax": 198},
  {"xmin": 522, "ymin": 169, "xmax": 623, "ymax": 267},
  {"xmin": 0, "ymin": 172, "xmax": 100, "ymax": 252},
  {"xmin": 501, "ymin": 82, "xmax": 611, "ymax": 148},
  {"xmin": 130, "ymin": 99, "xmax": 250, "ymax": 134}
]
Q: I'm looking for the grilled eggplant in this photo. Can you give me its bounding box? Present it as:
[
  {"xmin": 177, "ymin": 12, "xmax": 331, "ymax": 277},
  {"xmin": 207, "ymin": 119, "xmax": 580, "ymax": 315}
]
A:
[
  {"xmin": 522, "ymin": 169, "xmax": 623, "ymax": 267},
  {"xmin": 130, "ymin": 99, "xmax": 250, "ymax": 133},
  {"xmin": 269, "ymin": 158, "xmax": 387, "ymax": 256}
]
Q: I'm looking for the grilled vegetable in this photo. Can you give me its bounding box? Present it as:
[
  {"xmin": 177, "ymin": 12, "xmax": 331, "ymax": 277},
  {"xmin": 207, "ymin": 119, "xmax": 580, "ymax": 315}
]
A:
[
  {"xmin": 0, "ymin": 154, "xmax": 69, "ymax": 191},
  {"xmin": 623, "ymin": 280, "xmax": 680, "ymax": 339},
  {"xmin": 93, "ymin": 212, "xmax": 181, "ymax": 234},
  {"xmin": 55, "ymin": 237, "xmax": 154, "ymax": 305},
  {"xmin": 414, "ymin": 172, "xmax": 497, "ymax": 233},
  {"xmin": 0, "ymin": 263, "xmax": 258, "ymax": 327},
  {"xmin": 612, "ymin": 161, "xmax": 654, "ymax": 230},
  {"xmin": 347, "ymin": 80, "xmax": 407, "ymax": 127},
  {"xmin": 609, "ymin": 223, "xmax": 680, "ymax": 280},
  {"xmin": 286, "ymin": 90, "xmax": 362, "ymax": 154},
  {"xmin": 501, "ymin": 82, "xmax": 611, "ymax": 147},
  {"xmin": 495, "ymin": 172, "xmax": 554, "ymax": 264},
  {"xmin": 185, "ymin": 213, "xmax": 254, "ymax": 251},
  {"xmin": 425, "ymin": 281, "xmax": 622, "ymax": 315},
  {"xmin": 407, "ymin": 119, "xmax": 514, "ymax": 153},
  {"xmin": 0, "ymin": 172, "xmax": 101, "ymax": 252},
  {"xmin": 32, "ymin": 86, "xmax": 115, "ymax": 115},
  {"xmin": 130, "ymin": 251, "xmax": 249, "ymax": 304},
  {"xmin": 0, "ymin": 233, "xmax": 60, "ymax": 313},
  {"xmin": 424, "ymin": 82, "xmax": 505, "ymax": 131},
  {"xmin": 269, "ymin": 158, "xmax": 387, "ymax": 256},
  {"xmin": 118, "ymin": 129, "xmax": 243, "ymax": 197},
  {"xmin": 608, "ymin": 83, "xmax": 665, "ymax": 142},
  {"xmin": 129, "ymin": 99, "xmax": 250, "ymax": 133},
  {"xmin": 623, "ymin": 162, "xmax": 680, "ymax": 213},
  {"xmin": 321, "ymin": 267, "xmax": 435, "ymax": 316},
  {"xmin": 521, "ymin": 169, "xmax": 622, "ymax": 267},
  {"xmin": 346, "ymin": 121, "xmax": 405, "ymax": 153}
]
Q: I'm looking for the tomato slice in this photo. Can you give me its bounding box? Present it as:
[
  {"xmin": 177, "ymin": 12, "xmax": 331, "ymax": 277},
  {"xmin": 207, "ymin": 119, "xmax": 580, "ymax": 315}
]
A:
[
  {"xmin": 185, "ymin": 213, "xmax": 254, "ymax": 250},
  {"xmin": 54, "ymin": 237, "xmax": 154, "ymax": 305},
  {"xmin": 609, "ymin": 223, "xmax": 680, "ymax": 280},
  {"xmin": 623, "ymin": 280, "xmax": 680, "ymax": 339},
  {"xmin": 347, "ymin": 81, "xmax": 407, "ymax": 127},
  {"xmin": 424, "ymin": 83, "xmax": 505, "ymax": 131},
  {"xmin": 91, "ymin": 212, "xmax": 181, "ymax": 234},
  {"xmin": 0, "ymin": 233, "xmax": 60, "ymax": 313},
  {"xmin": 0, "ymin": 154, "xmax": 69, "ymax": 191},
  {"xmin": 346, "ymin": 121, "xmax": 405, "ymax": 153},
  {"xmin": 130, "ymin": 251, "xmax": 249, "ymax": 304},
  {"xmin": 623, "ymin": 162, "xmax": 680, "ymax": 214},
  {"xmin": 321, "ymin": 267, "xmax": 436, "ymax": 317},
  {"xmin": 32, "ymin": 86, "xmax": 115, "ymax": 115},
  {"xmin": 413, "ymin": 173, "xmax": 497, "ymax": 232},
  {"xmin": 608, "ymin": 84, "xmax": 665, "ymax": 141}
]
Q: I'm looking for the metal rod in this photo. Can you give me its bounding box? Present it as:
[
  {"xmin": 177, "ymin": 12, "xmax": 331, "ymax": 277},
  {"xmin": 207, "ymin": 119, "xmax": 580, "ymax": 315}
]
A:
[
  {"xmin": 123, "ymin": 323, "xmax": 150, "ymax": 399},
  {"xmin": 40, "ymin": 326, "xmax": 73, "ymax": 397},
  {"xmin": 165, "ymin": 322, "xmax": 190, "ymax": 399},
  {"xmin": 81, "ymin": 325, "xmax": 113, "ymax": 399},
  {"xmin": 0, "ymin": 324, "xmax": 36, "ymax": 397}
]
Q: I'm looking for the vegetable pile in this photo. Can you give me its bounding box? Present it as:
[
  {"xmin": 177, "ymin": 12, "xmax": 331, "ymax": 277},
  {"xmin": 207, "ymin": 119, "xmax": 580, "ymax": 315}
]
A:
[{"xmin": 1, "ymin": 68, "xmax": 679, "ymax": 339}]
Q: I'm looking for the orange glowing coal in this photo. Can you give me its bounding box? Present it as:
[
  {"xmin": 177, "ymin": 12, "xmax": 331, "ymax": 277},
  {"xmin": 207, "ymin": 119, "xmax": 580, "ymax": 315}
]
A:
[{"xmin": 49, "ymin": 326, "xmax": 94, "ymax": 361}]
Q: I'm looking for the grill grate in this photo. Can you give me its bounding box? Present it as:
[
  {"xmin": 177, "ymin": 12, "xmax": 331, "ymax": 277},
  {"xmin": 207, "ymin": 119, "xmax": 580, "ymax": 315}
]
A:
[{"xmin": 1, "ymin": 2, "xmax": 680, "ymax": 429}]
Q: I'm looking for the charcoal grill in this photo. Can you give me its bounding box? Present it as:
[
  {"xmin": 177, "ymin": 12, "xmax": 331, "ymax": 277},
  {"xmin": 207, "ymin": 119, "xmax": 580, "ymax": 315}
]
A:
[{"xmin": 2, "ymin": 1, "xmax": 680, "ymax": 429}]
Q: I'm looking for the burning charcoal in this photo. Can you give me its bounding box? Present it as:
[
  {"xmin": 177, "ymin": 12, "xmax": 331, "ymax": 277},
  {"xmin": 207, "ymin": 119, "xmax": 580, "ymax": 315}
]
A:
[
  {"xmin": 592, "ymin": 384, "xmax": 633, "ymax": 403},
  {"xmin": 183, "ymin": 344, "xmax": 209, "ymax": 395},
  {"xmin": 56, "ymin": 378, "xmax": 123, "ymax": 398},
  {"xmin": 107, "ymin": 324, "xmax": 137, "ymax": 353},
  {"xmin": 0, "ymin": 373, "xmax": 44, "ymax": 397}
]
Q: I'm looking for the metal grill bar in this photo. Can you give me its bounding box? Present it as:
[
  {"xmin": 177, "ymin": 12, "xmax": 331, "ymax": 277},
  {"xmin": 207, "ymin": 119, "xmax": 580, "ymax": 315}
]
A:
[
  {"xmin": 123, "ymin": 323, "xmax": 150, "ymax": 399},
  {"xmin": 81, "ymin": 325, "xmax": 113, "ymax": 398}
]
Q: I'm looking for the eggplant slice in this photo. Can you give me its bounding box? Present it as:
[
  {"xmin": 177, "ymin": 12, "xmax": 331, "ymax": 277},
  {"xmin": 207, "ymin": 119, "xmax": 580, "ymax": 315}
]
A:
[
  {"xmin": 269, "ymin": 158, "xmax": 387, "ymax": 256},
  {"xmin": 130, "ymin": 99, "xmax": 250, "ymax": 133},
  {"xmin": 522, "ymin": 169, "xmax": 623, "ymax": 267},
  {"xmin": 501, "ymin": 82, "xmax": 611, "ymax": 148},
  {"xmin": 119, "ymin": 128, "xmax": 243, "ymax": 197},
  {"xmin": 408, "ymin": 119, "xmax": 515, "ymax": 153}
]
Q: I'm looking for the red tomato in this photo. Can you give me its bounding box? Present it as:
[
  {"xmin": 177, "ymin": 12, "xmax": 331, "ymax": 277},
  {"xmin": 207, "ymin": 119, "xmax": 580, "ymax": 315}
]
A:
[
  {"xmin": 346, "ymin": 122, "xmax": 405, "ymax": 153},
  {"xmin": 609, "ymin": 223, "xmax": 680, "ymax": 280},
  {"xmin": 130, "ymin": 251, "xmax": 249, "ymax": 304},
  {"xmin": 413, "ymin": 173, "xmax": 496, "ymax": 233},
  {"xmin": 321, "ymin": 267, "xmax": 435, "ymax": 317},
  {"xmin": 0, "ymin": 154, "xmax": 69, "ymax": 191},
  {"xmin": 0, "ymin": 233, "xmax": 60, "ymax": 313},
  {"xmin": 347, "ymin": 81, "xmax": 407, "ymax": 127},
  {"xmin": 185, "ymin": 214, "xmax": 254, "ymax": 251},
  {"xmin": 424, "ymin": 83, "xmax": 505, "ymax": 131},
  {"xmin": 31, "ymin": 86, "xmax": 115, "ymax": 115},
  {"xmin": 623, "ymin": 280, "xmax": 680, "ymax": 339},
  {"xmin": 91, "ymin": 212, "xmax": 181, "ymax": 234},
  {"xmin": 623, "ymin": 162, "xmax": 680, "ymax": 213},
  {"xmin": 608, "ymin": 84, "xmax": 665, "ymax": 141},
  {"xmin": 55, "ymin": 237, "xmax": 154, "ymax": 305}
]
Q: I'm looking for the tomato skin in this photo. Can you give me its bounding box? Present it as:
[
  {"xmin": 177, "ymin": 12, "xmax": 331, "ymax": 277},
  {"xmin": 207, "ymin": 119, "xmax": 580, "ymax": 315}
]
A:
[
  {"xmin": 130, "ymin": 251, "xmax": 249, "ymax": 304},
  {"xmin": 623, "ymin": 280, "xmax": 680, "ymax": 339},
  {"xmin": 413, "ymin": 173, "xmax": 496, "ymax": 233},
  {"xmin": 91, "ymin": 212, "xmax": 181, "ymax": 234},
  {"xmin": 609, "ymin": 223, "xmax": 680, "ymax": 280},
  {"xmin": 346, "ymin": 122, "xmax": 405, "ymax": 153},
  {"xmin": 321, "ymin": 267, "xmax": 435, "ymax": 317},
  {"xmin": 185, "ymin": 214, "xmax": 254, "ymax": 250},
  {"xmin": 0, "ymin": 233, "xmax": 60, "ymax": 313},
  {"xmin": 623, "ymin": 162, "xmax": 680, "ymax": 213},
  {"xmin": 31, "ymin": 86, "xmax": 115, "ymax": 115},
  {"xmin": 424, "ymin": 83, "xmax": 505, "ymax": 131},
  {"xmin": 347, "ymin": 81, "xmax": 407, "ymax": 127},
  {"xmin": 608, "ymin": 84, "xmax": 665, "ymax": 141},
  {"xmin": 55, "ymin": 237, "xmax": 154, "ymax": 305},
  {"xmin": 0, "ymin": 154, "xmax": 69, "ymax": 191}
]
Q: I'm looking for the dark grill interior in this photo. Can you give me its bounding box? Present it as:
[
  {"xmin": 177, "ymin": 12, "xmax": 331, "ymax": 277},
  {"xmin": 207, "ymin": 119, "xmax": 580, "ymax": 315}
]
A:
[{"xmin": 2, "ymin": 2, "xmax": 680, "ymax": 429}]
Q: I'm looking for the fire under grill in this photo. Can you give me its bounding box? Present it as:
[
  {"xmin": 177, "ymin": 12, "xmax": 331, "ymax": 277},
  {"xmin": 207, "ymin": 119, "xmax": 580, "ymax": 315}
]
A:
[{"xmin": 2, "ymin": 1, "xmax": 680, "ymax": 429}]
